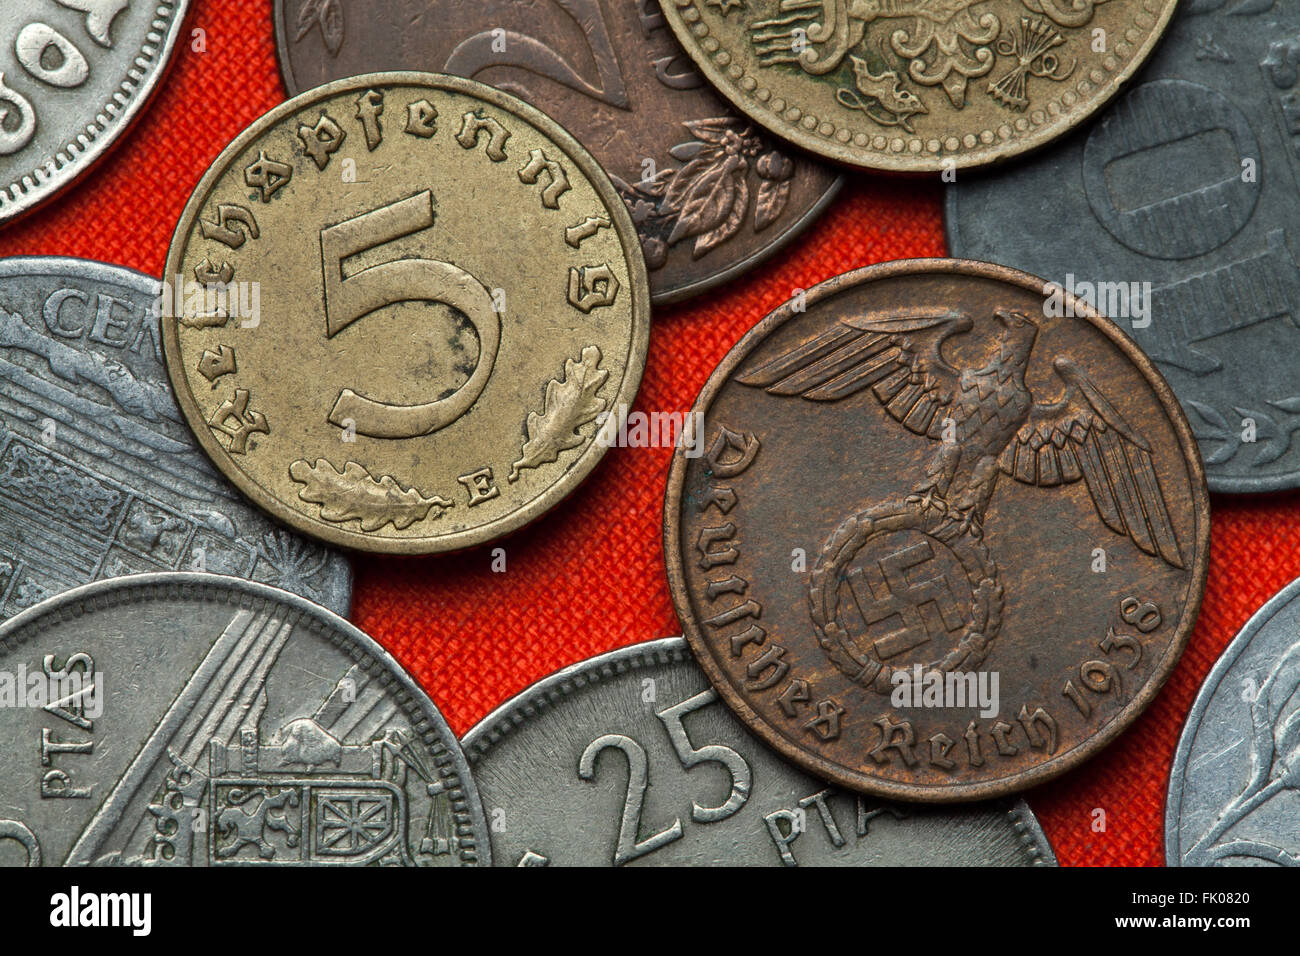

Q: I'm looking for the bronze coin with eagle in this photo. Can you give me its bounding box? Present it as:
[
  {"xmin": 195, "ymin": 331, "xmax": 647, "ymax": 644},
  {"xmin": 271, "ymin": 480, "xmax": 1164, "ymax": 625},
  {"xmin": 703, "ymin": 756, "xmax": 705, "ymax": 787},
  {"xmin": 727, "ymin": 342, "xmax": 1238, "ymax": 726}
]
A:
[{"xmin": 664, "ymin": 259, "xmax": 1209, "ymax": 801}]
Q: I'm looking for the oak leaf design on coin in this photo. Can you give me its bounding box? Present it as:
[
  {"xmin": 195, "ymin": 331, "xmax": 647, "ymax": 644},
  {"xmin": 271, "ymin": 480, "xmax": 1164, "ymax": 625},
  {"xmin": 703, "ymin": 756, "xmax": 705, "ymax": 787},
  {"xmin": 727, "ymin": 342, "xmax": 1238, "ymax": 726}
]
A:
[{"xmin": 1184, "ymin": 641, "xmax": 1300, "ymax": 866}]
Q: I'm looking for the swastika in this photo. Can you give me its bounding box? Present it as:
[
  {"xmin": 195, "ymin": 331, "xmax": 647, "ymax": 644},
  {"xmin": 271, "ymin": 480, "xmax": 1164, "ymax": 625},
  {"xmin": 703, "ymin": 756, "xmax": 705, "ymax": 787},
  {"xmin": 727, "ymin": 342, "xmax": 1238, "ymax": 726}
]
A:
[{"xmin": 844, "ymin": 541, "xmax": 964, "ymax": 660}]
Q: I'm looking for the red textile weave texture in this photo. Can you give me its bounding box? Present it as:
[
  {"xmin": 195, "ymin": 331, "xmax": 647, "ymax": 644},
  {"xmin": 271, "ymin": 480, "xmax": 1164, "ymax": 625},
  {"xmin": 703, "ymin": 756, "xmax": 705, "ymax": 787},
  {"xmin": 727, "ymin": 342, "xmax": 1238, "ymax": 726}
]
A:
[{"xmin": 1, "ymin": 0, "xmax": 1291, "ymax": 867}]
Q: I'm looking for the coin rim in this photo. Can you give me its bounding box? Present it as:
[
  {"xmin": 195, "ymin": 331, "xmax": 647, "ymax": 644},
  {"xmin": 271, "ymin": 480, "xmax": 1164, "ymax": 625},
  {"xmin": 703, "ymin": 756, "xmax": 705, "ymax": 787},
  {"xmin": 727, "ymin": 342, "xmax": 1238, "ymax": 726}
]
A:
[
  {"xmin": 663, "ymin": 256, "xmax": 1210, "ymax": 802},
  {"xmin": 0, "ymin": 571, "xmax": 489, "ymax": 865},
  {"xmin": 162, "ymin": 71, "xmax": 651, "ymax": 555},
  {"xmin": 0, "ymin": 1, "xmax": 192, "ymax": 226},
  {"xmin": 0, "ymin": 254, "xmax": 356, "ymax": 617},
  {"xmin": 463, "ymin": 634, "xmax": 1057, "ymax": 865},
  {"xmin": 1164, "ymin": 573, "xmax": 1300, "ymax": 866},
  {"xmin": 942, "ymin": 146, "xmax": 1298, "ymax": 496},
  {"xmin": 658, "ymin": 0, "xmax": 1179, "ymax": 173},
  {"xmin": 0, "ymin": 254, "xmax": 158, "ymax": 298},
  {"xmin": 267, "ymin": 0, "xmax": 845, "ymax": 306}
]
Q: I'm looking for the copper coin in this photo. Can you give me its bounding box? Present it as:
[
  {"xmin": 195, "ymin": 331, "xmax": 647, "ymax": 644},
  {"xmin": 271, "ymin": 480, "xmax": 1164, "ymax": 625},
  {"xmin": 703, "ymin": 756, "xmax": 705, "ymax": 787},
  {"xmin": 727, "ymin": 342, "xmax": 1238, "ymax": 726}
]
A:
[
  {"xmin": 658, "ymin": 0, "xmax": 1177, "ymax": 173},
  {"xmin": 162, "ymin": 72, "xmax": 649, "ymax": 555},
  {"xmin": 664, "ymin": 258, "xmax": 1208, "ymax": 801},
  {"xmin": 272, "ymin": 0, "xmax": 841, "ymax": 304}
]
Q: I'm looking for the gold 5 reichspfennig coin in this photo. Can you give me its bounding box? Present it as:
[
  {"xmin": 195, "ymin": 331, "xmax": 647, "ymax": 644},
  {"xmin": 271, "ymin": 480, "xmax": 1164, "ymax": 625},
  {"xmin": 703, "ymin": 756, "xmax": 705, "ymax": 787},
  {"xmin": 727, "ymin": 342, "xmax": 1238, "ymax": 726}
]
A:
[
  {"xmin": 660, "ymin": 0, "xmax": 1178, "ymax": 173},
  {"xmin": 162, "ymin": 73, "xmax": 650, "ymax": 555}
]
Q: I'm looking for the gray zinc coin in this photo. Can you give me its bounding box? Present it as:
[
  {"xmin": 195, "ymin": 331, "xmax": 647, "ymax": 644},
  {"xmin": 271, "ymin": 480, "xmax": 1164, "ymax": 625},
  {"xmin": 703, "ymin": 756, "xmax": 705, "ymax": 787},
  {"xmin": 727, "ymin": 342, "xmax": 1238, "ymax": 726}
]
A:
[
  {"xmin": 0, "ymin": 257, "xmax": 351, "ymax": 620},
  {"xmin": 463, "ymin": 639, "xmax": 1057, "ymax": 867},
  {"xmin": 946, "ymin": 1, "xmax": 1300, "ymax": 493},
  {"xmin": 0, "ymin": 1, "xmax": 190, "ymax": 225},
  {"xmin": 1167, "ymin": 574, "xmax": 1300, "ymax": 867},
  {"xmin": 0, "ymin": 573, "xmax": 489, "ymax": 866}
]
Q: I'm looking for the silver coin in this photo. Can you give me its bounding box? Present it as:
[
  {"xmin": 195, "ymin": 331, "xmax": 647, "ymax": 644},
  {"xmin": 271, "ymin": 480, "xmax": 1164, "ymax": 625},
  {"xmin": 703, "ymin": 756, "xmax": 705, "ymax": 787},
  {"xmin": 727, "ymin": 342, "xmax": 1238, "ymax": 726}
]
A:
[
  {"xmin": 0, "ymin": 257, "xmax": 351, "ymax": 620},
  {"xmin": 464, "ymin": 639, "xmax": 1057, "ymax": 866},
  {"xmin": 0, "ymin": 2, "xmax": 190, "ymax": 224},
  {"xmin": 1167, "ymin": 575, "xmax": 1300, "ymax": 867},
  {"xmin": 945, "ymin": 2, "xmax": 1300, "ymax": 493},
  {"xmin": 0, "ymin": 573, "xmax": 489, "ymax": 866}
]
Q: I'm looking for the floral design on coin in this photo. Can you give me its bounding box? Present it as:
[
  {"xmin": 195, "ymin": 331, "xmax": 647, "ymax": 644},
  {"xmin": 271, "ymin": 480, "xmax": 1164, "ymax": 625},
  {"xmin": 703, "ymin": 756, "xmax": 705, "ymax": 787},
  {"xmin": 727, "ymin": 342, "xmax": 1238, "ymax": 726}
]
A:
[
  {"xmin": 161, "ymin": 73, "xmax": 649, "ymax": 555},
  {"xmin": 0, "ymin": 258, "xmax": 351, "ymax": 620},
  {"xmin": 659, "ymin": 0, "xmax": 1176, "ymax": 171},
  {"xmin": 614, "ymin": 116, "xmax": 801, "ymax": 269},
  {"xmin": 0, "ymin": 1, "xmax": 190, "ymax": 224},
  {"xmin": 0, "ymin": 574, "xmax": 488, "ymax": 866},
  {"xmin": 665, "ymin": 259, "xmax": 1208, "ymax": 801},
  {"xmin": 1168, "ymin": 575, "xmax": 1300, "ymax": 867},
  {"xmin": 272, "ymin": 0, "xmax": 840, "ymax": 303}
]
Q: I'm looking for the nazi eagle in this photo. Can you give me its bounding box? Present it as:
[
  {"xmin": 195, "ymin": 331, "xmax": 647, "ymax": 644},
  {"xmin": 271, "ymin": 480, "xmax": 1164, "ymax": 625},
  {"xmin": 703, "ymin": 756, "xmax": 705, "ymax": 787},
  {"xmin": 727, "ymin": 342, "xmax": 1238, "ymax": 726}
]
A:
[{"xmin": 737, "ymin": 306, "xmax": 1184, "ymax": 570}]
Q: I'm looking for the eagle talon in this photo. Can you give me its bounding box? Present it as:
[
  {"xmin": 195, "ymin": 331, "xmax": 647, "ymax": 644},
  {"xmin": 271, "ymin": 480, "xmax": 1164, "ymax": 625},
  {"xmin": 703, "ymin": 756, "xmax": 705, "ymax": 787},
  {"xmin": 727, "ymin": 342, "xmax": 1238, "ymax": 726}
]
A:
[
  {"xmin": 906, "ymin": 489, "xmax": 948, "ymax": 515},
  {"xmin": 953, "ymin": 507, "xmax": 982, "ymax": 537}
]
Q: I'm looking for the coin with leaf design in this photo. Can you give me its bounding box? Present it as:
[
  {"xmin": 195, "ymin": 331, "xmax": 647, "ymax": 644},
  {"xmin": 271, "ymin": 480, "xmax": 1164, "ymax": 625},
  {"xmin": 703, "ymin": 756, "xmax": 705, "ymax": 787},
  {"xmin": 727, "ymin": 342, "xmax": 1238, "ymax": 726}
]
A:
[
  {"xmin": 1168, "ymin": 575, "xmax": 1300, "ymax": 867},
  {"xmin": 162, "ymin": 73, "xmax": 649, "ymax": 554},
  {"xmin": 659, "ymin": 0, "xmax": 1176, "ymax": 172},
  {"xmin": 272, "ymin": 0, "xmax": 840, "ymax": 304}
]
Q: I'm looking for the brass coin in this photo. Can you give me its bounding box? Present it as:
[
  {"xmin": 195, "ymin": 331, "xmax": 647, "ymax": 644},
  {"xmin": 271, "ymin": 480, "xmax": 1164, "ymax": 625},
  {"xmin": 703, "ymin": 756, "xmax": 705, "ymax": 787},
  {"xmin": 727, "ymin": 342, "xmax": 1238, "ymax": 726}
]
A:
[
  {"xmin": 163, "ymin": 73, "xmax": 649, "ymax": 555},
  {"xmin": 271, "ymin": 0, "xmax": 842, "ymax": 305},
  {"xmin": 659, "ymin": 0, "xmax": 1177, "ymax": 173},
  {"xmin": 664, "ymin": 259, "xmax": 1209, "ymax": 802}
]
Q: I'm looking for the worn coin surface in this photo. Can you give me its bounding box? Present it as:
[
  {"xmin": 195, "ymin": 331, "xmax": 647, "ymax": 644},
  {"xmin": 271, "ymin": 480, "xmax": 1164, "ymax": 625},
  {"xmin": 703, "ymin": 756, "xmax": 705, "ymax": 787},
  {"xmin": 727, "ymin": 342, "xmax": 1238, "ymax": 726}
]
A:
[
  {"xmin": 0, "ymin": 257, "xmax": 351, "ymax": 621},
  {"xmin": 0, "ymin": 1, "xmax": 190, "ymax": 225},
  {"xmin": 162, "ymin": 72, "xmax": 649, "ymax": 555},
  {"xmin": 0, "ymin": 573, "xmax": 488, "ymax": 866},
  {"xmin": 1167, "ymin": 575, "xmax": 1300, "ymax": 868},
  {"xmin": 659, "ymin": 0, "xmax": 1176, "ymax": 172},
  {"xmin": 665, "ymin": 259, "xmax": 1209, "ymax": 802},
  {"xmin": 947, "ymin": 3, "xmax": 1300, "ymax": 493},
  {"xmin": 273, "ymin": 0, "xmax": 841, "ymax": 305},
  {"xmin": 464, "ymin": 638, "xmax": 1057, "ymax": 865}
]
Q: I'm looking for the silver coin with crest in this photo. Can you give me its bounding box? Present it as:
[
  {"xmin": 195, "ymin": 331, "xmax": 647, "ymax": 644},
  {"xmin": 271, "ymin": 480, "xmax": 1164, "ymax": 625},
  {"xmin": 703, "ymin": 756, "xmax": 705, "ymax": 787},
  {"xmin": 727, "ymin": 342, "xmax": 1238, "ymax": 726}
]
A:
[
  {"xmin": 0, "ymin": 257, "xmax": 351, "ymax": 620},
  {"xmin": 464, "ymin": 639, "xmax": 1057, "ymax": 866},
  {"xmin": 0, "ymin": 573, "xmax": 488, "ymax": 866},
  {"xmin": 1168, "ymin": 575, "xmax": 1300, "ymax": 867},
  {"xmin": 0, "ymin": 1, "xmax": 190, "ymax": 224}
]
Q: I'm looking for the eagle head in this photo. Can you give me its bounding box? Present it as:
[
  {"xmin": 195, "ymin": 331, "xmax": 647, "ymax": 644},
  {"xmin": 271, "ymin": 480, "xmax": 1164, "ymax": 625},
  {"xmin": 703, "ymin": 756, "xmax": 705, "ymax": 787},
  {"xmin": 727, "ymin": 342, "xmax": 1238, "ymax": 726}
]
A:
[{"xmin": 993, "ymin": 309, "xmax": 1039, "ymax": 375}]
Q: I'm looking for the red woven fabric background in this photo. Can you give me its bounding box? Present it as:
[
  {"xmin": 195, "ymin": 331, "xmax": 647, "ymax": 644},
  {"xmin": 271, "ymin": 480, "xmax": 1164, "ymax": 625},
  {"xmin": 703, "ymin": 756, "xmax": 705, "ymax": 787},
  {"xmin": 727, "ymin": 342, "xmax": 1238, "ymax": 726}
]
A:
[{"xmin": 3, "ymin": 0, "xmax": 1294, "ymax": 867}]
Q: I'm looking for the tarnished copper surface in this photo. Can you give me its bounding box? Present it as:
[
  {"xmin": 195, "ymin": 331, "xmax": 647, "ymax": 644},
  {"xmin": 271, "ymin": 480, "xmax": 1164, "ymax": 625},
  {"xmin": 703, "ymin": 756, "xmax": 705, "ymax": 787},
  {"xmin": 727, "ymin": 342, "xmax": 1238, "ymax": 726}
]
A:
[
  {"xmin": 665, "ymin": 259, "xmax": 1209, "ymax": 801},
  {"xmin": 273, "ymin": 0, "xmax": 840, "ymax": 304}
]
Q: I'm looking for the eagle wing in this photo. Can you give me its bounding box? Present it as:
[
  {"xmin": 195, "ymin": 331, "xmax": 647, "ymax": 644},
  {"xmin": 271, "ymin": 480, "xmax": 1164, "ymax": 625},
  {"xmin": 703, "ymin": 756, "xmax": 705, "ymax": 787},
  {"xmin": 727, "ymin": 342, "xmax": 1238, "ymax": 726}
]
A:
[
  {"xmin": 1002, "ymin": 356, "xmax": 1184, "ymax": 569},
  {"xmin": 735, "ymin": 307, "xmax": 972, "ymax": 441}
]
